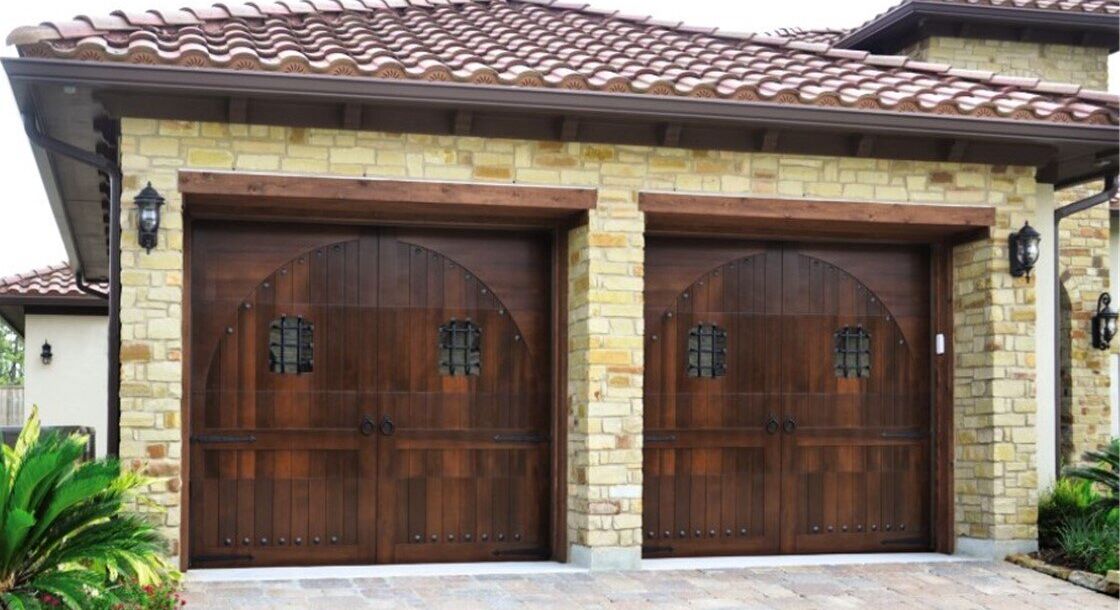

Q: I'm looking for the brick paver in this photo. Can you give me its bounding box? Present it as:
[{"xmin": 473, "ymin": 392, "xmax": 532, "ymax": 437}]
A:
[{"xmin": 181, "ymin": 561, "xmax": 1115, "ymax": 609}]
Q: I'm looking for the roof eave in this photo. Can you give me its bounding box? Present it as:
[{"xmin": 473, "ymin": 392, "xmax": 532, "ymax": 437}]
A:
[
  {"xmin": 5, "ymin": 58, "xmax": 1116, "ymax": 148},
  {"xmin": 836, "ymin": 1, "xmax": 1120, "ymax": 53}
]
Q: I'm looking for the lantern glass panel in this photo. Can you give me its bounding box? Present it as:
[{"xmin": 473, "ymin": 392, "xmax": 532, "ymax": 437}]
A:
[{"xmin": 139, "ymin": 207, "xmax": 159, "ymax": 232}]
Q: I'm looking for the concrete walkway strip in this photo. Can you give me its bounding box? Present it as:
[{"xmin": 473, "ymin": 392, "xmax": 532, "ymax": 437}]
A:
[{"xmin": 186, "ymin": 553, "xmax": 977, "ymax": 583}]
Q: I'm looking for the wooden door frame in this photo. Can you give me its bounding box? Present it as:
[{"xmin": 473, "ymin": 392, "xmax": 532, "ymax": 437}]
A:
[
  {"xmin": 639, "ymin": 192, "xmax": 995, "ymax": 555},
  {"xmin": 179, "ymin": 172, "xmax": 594, "ymax": 569}
]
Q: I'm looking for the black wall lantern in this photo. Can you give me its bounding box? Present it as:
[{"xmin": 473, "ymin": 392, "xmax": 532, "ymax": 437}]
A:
[
  {"xmin": 40, "ymin": 341, "xmax": 53, "ymax": 365},
  {"xmin": 1008, "ymin": 221, "xmax": 1041, "ymax": 280},
  {"xmin": 1092, "ymin": 293, "xmax": 1118, "ymax": 351},
  {"xmin": 134, "ymin": 182, "xmax": 165, "ymax": 253}
]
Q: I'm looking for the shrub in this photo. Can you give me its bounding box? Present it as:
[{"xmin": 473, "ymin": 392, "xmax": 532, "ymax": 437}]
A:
[
  {"xmin": 1038, "ymin": 477, "xmax": 1096, "ymax": 549},
  {"xmin": 1063, "ymin": 438, "xmax": 1119, "ymax": 516},
  {"xmin": 1055, "ymin": 510, "xmax": 1120, "ymax": 575},
  {"xmin": 0, "ymin": 408, "xmax": 175, "ymax": 609}
]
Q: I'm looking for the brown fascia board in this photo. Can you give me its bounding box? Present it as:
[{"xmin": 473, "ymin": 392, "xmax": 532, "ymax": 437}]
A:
[
  {"xmin": 6, "ymin": 58, "xmax": 1116, "ymax": 147},
  {"xmin": 0, "ymin": 294, "xmax": 108, "ymax": 309},
  {"xmin": 837, "ymin": 1, "xmax": 1120, "ymax": 52}
]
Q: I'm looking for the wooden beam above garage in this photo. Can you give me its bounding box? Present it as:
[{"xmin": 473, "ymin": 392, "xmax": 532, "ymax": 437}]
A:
[
  {"xmin": 639, "ymin": 192, "xmax": 995, "ymax": 243},
  {"xmin": 179, "ymin": 170, "xmax": 597, "ymax": 227}
]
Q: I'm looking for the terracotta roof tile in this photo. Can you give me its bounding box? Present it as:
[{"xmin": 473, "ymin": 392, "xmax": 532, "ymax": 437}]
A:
[
  {"xmin": 7, "ymin": 0, "xmax": 1118, "ymax": 126},
  {"xmin": 914, "ymin": 0, "xmax": 1118, "ymax": 14},
  {"xmin": 0, "ymin": 264, "xmax": 107, "ymax": 298},
  {"xmin": 767, "ymin": 27, "xmax": 851, "ymax": 45}
]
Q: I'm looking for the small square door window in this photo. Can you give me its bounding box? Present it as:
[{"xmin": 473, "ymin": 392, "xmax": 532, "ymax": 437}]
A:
[
  {"xmin": 439, "ymin": 319, "xmax": 481, "ymax": 376},
  {"xmin": 834, "ymin": 326, "xmax": 871, "ymax": 379},
  {"xmin": 269, "ymin": 316, "xmax": 313, "ymax": 374},
  {"xmin": 687, "ymin": 323, "xmax": 727, "ymax": 378}
]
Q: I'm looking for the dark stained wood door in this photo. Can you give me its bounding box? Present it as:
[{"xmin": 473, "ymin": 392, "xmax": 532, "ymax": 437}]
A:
[
  {"xmin": 643, "ymin": 239, "xmax": 784, "ymax": 556},
  {"xmin": 189, "ymin": 226, "xmax": 375, "ymax": 567},
  {"xmin": 374, "ymin": 229, "xmax": 552, "ymax": 563},
  {"xmin": 643, "ymin": 238, "xmax": 931, "ymax": 557},
  {"xmin": 188, "ymin": 223, "xmax": 552, "ymax": 567},
  {"xmin": 779, "ymin": 244, "xmax": 930, "ymax": 553}
]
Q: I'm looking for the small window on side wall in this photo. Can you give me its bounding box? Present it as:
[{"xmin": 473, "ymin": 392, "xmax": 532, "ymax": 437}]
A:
[
  {"xmin": 687, "ymin": 323, "xmax": 727, "ymax": 379},
  {"xmin": 439, "ymin": 319, "xmax": 481, "ymax": 376},
  {"xmin": 269, "ymin": 316, "xmax": 313, "ymax": 375},
  {"xmin": 834, "ymin": 326, "xmax": 871, "ymax": 379}
]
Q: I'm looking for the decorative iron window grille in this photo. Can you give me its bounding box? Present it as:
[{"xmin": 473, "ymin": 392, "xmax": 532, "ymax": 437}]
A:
[
  {"xmin": 687, "ymin": 323, "xmax": 727, "ymax": 378},
  {"xmin": 268, "ymin": 316, "xmax": 314, "ymax": 375},
  {"xmin": 439, "ymin": 319, "xmax": 481, "ymax": 376},
  {"xmin": 834, "ymin": 326, "xmax": 871, "ymax": 379}
]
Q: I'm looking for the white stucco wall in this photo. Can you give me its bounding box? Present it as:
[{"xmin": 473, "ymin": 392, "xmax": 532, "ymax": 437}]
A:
[
  {"xmin": 23, "ymin": 314, "xmax": 108, "ymax": 457},
  {"xmin": 1111, "ymin": 211, "xmax": 1119, "ymax": 438}
]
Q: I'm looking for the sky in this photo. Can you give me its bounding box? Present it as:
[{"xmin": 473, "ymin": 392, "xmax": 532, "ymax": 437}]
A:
[{"xmin": 0, "ymin": 0, "xmax": 1116, "ymax": 278}]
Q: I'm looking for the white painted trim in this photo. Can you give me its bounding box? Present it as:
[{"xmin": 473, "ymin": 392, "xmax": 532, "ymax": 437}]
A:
[
  {"xmin": 185, "ymin": 553, "xmax": 972, "ymax": 583},
  {"xmin": 1035, "ymin": 184, "xmax": 1057, "ymax": 493},
  {"xmin": 641, "ymin": 552, "xmax": 975, "ymax": 572}
]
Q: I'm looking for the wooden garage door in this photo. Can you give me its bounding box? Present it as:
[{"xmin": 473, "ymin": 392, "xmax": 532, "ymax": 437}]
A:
[
  {"xmin": 188, "ymin": 223, "xmax": 552, "ymax": 567},
  {"xmin": 643, "ymin": 238, "xmax": 930, "ymax": 557}
]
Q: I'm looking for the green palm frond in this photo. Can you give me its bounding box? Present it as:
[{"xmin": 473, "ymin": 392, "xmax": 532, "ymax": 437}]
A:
[
  {"xmin": 1063, "ymin": 438, "xmax": 1119, "ymax": 514},
  {"xmin": 0, "ymin": 407, "xmax": 176, "ymax": 607}
]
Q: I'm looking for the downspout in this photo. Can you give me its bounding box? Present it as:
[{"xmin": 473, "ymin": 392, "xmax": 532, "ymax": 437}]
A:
[
  {"xmin": 75, "ymin": 273, "xmax": 109, "ymax": 300},
  {"xmin": 22, "ymin": 112, "xmax": 122, "ymax": 458},
  {"xmin": 1053, "ymin": 174, "xmax": 1118, "ymax": 479}
]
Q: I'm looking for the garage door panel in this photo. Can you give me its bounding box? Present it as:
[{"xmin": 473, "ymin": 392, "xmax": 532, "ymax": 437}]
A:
[
  {"xmin": 378, "ymin": 445, "xmax": 549, "ymax": 562},
  {"xmin": 374, "ymin": 229, "xmax": 551, "ymax": 564},
  {"xmin": 646, "ymin": 239, "xmax": 931, "ymax": 558},
  {"xmin": 643, "ymin": 444, "xmax": 780, "ymax": 556},
  {"xmin": 783, "ymin": 440, "xmax": 930, "ymax": 553},
  {"xmin": 191, "ymin": 225, "xmax": 552, "ymax": 567}
]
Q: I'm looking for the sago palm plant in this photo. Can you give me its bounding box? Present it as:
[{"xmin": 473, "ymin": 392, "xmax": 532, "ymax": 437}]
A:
[
  {"xmin": 1064, "ymin": 438, "xmax": 1119, "ymax": 515},
  {"xmin": 0, "ymin": 408, "xmax": 174, "ymax": 609}
]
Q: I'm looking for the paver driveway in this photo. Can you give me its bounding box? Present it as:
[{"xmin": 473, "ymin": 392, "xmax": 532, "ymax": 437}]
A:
[{"xmin": 182, "ymin": 560, "xmax": 1114, "ymax": 609}]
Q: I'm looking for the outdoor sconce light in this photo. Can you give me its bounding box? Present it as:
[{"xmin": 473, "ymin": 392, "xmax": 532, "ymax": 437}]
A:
[
  {"xmin": 134, "ymin": 182, "xmax": 165, "ymax": 253},
  {"xmin": 1092, "ymin": 293, "xmax": 1118, "ymax": 351},
  {"xmin": 1008, "ymin": 221, "xmax": 1041, "ymax": 280},
  {"xmin": 40, "ymin": 341, "xmax": 52, "ymax": 365}
]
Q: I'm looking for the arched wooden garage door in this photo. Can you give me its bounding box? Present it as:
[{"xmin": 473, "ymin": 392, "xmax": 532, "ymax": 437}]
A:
[
  {"xmin": 643, "ymin": 238, "xmax": 930, "ymax": 557},
  {"xmin": 188, "ymin": 224, "xmax": 552, "ymax": 567}
]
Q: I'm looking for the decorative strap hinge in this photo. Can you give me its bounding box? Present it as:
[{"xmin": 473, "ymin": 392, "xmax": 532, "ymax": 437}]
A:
[{"xmin": 190, "ymin": 434, "xmax": 257, "ymax": 444}]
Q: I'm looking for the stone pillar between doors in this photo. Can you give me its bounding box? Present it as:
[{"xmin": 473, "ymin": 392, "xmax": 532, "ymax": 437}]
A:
[{"xmin": 566, "ymin": 188, "xmax": 645, "ymax": 570}]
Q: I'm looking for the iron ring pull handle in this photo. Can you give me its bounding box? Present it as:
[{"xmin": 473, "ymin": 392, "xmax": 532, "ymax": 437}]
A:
[
  {"xmin": 379, "ymin": 415, "xmax": 396, "ymax": 436},
  {"xmin": 783, "ymin": 417, "xmax": 797, "ymax": 434},
  {"xmin": 765, "ymin": 415, "xmax": 780, "ymax": 435},
  {"xmin": 359, "ymin": 415, "xmax": 376, "ymax": 437}
]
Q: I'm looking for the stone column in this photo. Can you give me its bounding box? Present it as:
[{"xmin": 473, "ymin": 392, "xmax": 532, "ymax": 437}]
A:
[
  {"xmin": 953, "ymin": 168, "xmax": 1041, "ymax": 558},
  {"xmin": 566, "ymin": 187, "xmax": 645, "ymax": 570},
  {"xmin": 117, "ymin": 118, "xmax": 188, "ymax": 562}
]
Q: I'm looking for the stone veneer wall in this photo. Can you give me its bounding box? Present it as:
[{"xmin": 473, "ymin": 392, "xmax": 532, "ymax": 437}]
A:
[
  {"xmin": 904, "ymin": 36, "xmax": 1114, "ymax": 467},
  {"xmin": 119, "ymin": 118, "xmax": 1043, "ymax": 564},
  {"xmin": 1058, "ymin": 186, "xmax": 1113, "ymax": 464},
  {"xmin": 901, "ymin": 37, "xmax": 1109, "ymax": 90}
]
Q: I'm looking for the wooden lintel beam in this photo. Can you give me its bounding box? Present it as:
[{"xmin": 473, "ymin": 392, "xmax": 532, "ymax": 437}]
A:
[
  {"xmin": 661, "ymin": 123, "xmax": 683, "ymax": 148},
  {"xmin": 180, "ymin": 170, "xmax": 599, "ymax": 212},
  {"xmin": 453, "ymin": 109, "xmax": 474, "ymax": 136},
  {"xmin": 560, "ymin": 116, "xmax": 580, "ymax": 142},
  {"xmin": 227, "ymin": 97, "xmax": 248, "ymax": 124},
  {"xmin": 342, "ymin": 103, "xmax": 363, "ymax": 130}
]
